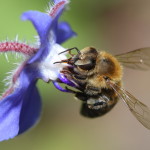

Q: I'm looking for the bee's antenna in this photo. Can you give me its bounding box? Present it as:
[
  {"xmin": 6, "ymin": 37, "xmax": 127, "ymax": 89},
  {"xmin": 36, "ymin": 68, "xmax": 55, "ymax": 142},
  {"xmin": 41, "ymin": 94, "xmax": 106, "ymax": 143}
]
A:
[
  {"xmin": 53, "ymin": 58, "xmax": 73, "ymax": 64},
  {"xmin": 53, "ymin": 60, "xmax": 68, "ymax": 64},
  {"xmin": 58, "ymin": 47, "xmax": 81, "ymax": 55}
]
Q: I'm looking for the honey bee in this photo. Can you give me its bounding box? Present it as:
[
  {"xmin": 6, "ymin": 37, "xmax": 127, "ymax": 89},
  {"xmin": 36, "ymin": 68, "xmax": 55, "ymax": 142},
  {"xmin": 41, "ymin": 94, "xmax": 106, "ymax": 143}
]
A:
[{"xmin": 55, "ymin": 47, "xmax": 150, "ymax": 129}]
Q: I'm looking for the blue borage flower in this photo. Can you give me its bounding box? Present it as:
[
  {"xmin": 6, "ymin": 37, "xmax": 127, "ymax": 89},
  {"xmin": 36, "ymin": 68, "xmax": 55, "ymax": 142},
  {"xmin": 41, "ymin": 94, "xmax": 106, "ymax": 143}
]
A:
[{"xmin": 0, "ymin": 0, "xmax": 76, "ymax": 141}]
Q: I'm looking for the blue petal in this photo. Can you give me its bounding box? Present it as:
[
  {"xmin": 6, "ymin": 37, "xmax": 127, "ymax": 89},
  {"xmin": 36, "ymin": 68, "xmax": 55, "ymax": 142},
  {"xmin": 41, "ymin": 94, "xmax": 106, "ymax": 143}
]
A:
[
  {"xmin": 56, "ymin": 22, "xmax": 76, "ymax": 44},
  {"xmin": 0, "ymin": 88, "xmax": 23, "ymax": 141},
  {"xmin": 18, "ymin": 83, "xmax": 41, "ymax": 134},
  {"xmin": 0, "ymin": 67, "xmax": 42, "ymax": 141},
  {"xmin": 22, "ymin": 11, "xmax": 53, "ymax": 64},
  {"xmin": 53, "ymin": 0, "xmax": 66, "ymax": 3},
  {"xmin": 22, "ymin": 11, "xmax": 52, "ymax": 45}
]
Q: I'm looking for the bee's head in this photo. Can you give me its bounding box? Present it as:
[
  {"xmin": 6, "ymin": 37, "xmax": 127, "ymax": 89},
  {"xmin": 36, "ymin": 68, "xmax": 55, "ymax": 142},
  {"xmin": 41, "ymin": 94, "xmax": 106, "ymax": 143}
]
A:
[{"xmin": 74, "ymin": 47, "xmax": 98, "ymax": 71}]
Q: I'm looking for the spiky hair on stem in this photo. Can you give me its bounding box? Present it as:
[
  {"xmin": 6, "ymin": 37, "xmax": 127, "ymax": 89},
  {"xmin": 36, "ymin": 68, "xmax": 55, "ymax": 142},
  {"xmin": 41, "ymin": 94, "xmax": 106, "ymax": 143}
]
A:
[{"xmin": 0, "ymin": 37, "xmax": 38, "ymax": 56}]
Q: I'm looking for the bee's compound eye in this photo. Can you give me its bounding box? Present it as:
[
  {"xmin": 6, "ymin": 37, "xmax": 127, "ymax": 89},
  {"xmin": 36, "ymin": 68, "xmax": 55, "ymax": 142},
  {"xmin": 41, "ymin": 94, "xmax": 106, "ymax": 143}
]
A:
[
  {"xmin": 75, "ymin": 58, "xmax": 96, "ymax": 70},
  {"xmin": 78, "ymin": 62, "xmax": 95, "ymax": 70}
]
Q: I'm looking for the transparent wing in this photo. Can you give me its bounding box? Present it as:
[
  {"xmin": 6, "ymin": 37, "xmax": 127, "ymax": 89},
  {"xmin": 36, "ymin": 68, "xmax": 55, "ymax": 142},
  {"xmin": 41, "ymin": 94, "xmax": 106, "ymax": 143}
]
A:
[
  {"xmin": 115, "ymin": 48, "xmax": 150, "ymax": 70},
  {"xmin": 107, "ymin": 81, "xmax": 150, "ymax": 129}
]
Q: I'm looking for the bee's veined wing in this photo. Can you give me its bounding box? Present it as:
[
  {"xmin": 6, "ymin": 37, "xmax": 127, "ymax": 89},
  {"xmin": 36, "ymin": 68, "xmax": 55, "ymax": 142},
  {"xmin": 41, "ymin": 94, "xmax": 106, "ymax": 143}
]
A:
[
  {"xmin": 115, "ymin": 48, "xmax": 150, "ymax": 70},
  {"xmin": 107, "ymin": 81, "xmax": 150, "ymax": 129}
]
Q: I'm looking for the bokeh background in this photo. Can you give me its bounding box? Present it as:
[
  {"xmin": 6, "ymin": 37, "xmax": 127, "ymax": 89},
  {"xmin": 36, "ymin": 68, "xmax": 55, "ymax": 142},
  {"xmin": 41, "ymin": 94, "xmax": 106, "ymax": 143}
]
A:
[{"xmin": 0, "ymin": 0, "xmax": 150, "ymax": 150}]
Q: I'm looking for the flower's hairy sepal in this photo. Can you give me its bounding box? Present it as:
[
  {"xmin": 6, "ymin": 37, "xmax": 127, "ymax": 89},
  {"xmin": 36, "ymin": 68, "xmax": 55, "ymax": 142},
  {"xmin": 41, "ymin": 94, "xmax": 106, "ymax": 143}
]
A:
[
  {"xmin": 48, "ymin": 0, "xmax": 69, "ymax": 17},
  {"xmin": 1, "ymin": 60, "xmax": 28, "ymax": 99}
]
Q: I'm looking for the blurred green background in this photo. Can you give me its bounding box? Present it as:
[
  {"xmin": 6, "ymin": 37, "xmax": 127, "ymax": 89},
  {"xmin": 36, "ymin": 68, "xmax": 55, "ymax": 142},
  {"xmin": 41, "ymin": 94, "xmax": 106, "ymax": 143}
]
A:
[{"xmin": 0, "ymin": 0, "xmax": 150, "ymax": 150}]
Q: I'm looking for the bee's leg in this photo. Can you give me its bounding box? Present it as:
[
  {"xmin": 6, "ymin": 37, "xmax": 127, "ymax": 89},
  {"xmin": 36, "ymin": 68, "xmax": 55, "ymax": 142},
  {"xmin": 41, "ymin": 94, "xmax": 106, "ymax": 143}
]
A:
[
  {"xmin": 54, "ymin": 47, "xmax": 80, "ymax": 64},
  {"xmin": 73, "ymin": 74, "xmax": 87, "ymax": 80},
  {"xmin": 65, "ymin": 86, "xmax": 78, "ymax": 93}
]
